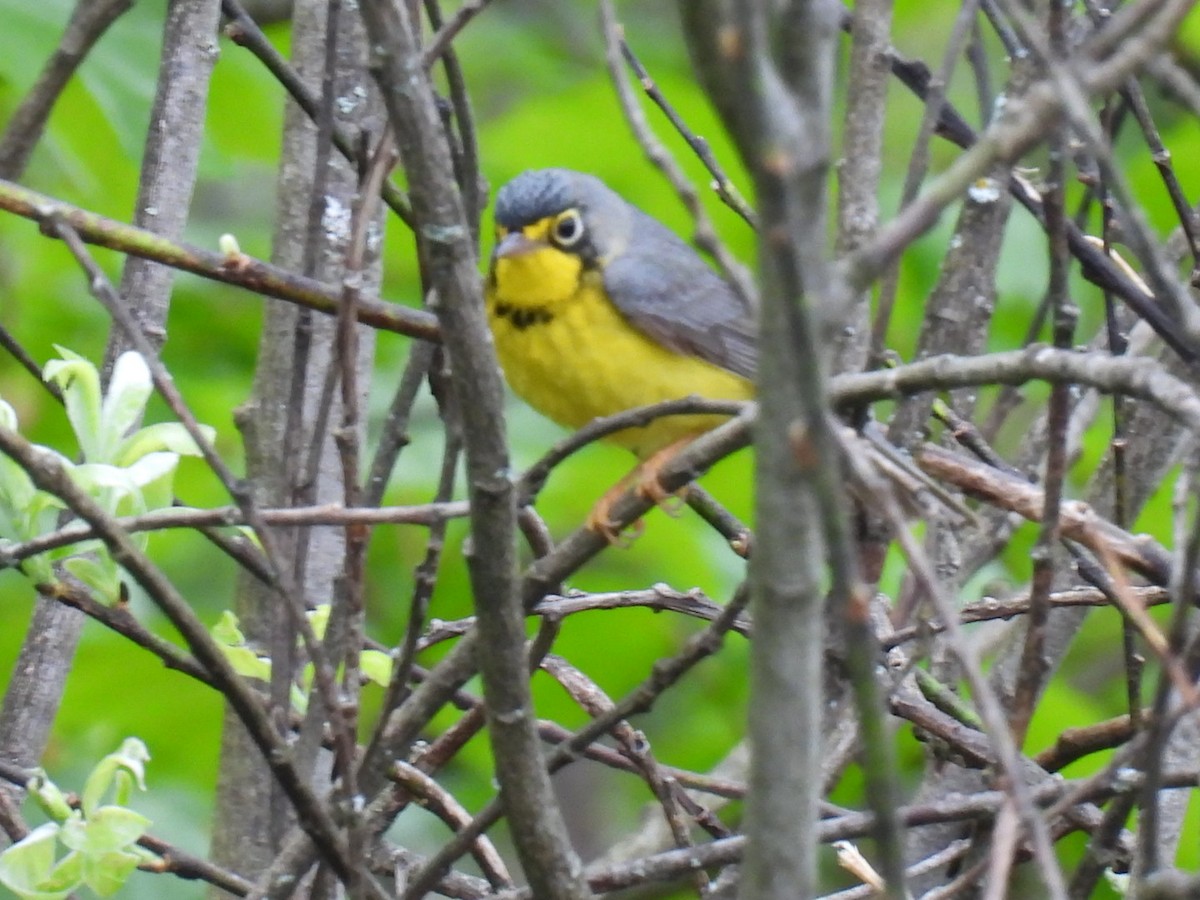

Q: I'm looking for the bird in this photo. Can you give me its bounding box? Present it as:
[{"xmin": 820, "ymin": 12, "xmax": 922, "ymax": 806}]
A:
[{"xmin": 484, "ymin": 168, "xmax": 756, "ymax": 541}]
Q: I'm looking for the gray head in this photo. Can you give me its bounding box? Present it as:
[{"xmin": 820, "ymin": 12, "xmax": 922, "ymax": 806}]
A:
[{"xmin": 493, "ymin": 169, "xmax": 634, "ymax": 265}]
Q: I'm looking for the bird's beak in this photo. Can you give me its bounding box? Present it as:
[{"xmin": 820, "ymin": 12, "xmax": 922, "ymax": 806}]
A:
[{"xmin": 494, "ymin": 231, "xmax": 541, "ymax": 259}]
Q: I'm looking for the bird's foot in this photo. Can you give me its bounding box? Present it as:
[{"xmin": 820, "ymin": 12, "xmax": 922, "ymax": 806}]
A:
[
  {"xmin": 632, "ymin": 437, "xmax": 696, "ymax": 517},
  {"xmin": 635, "ymin": 473, "xmax": 688, "ymax": 516},
  {"xmin": 585, "ymin": 438, "xmax": 699, "ymax": 543},
  {"xmin": 586, "ymin": 481, "xmax": 644, "ymax": 547}
]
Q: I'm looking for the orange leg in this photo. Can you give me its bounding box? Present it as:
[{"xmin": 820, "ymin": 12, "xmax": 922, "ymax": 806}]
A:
[
  {"xmin": 585, "ymin": 435, "xmax": 698, "ymax": 545},
  {"xmin": 586, "ymin": 471, "xmax": 645, "ymax": 546},
  {"xmin": 633, "ymin": 436, "xmax": 697, "ymax": 512}
]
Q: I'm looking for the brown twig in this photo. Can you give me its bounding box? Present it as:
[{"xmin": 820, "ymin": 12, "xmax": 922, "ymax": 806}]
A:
[
  {"xmin": 612, "ymin": 23, "xmax": 756, "ymax": 229},
  {"xmin": 540, "ymin": 655, "xmax": 710, "ymax": 895},
  {"xmin": 0, "ymin": 179, "xmax": 436, "ymax": 339},
  {"xmin": 1009, "ymin": 104, "xmax": 1075, "ymax": 746},
  {"xmin": 402, "ymin": 583, "xmax": 751, "ymax": 897},
  {"xmin": 599, "ymin": 0, "xmax": 755, "ymax": 306},
  {"xmin": 389, "ymin": 761, "xmax": 513, "ymax": 889},
  {"xmin": 419, "ymin": 0, "xmax": 494, "ymax": 71}
]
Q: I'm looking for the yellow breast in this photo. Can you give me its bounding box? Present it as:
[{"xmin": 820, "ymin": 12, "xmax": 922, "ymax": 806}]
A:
[{"xmin": 486, "ymin": 248, "xmax": 753, "ymax": 459}]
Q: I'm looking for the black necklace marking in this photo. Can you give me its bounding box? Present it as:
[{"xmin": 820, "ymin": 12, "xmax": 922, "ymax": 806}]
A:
[{"xmin": 493, "ymin": 302, "xmax": 555, "ymax": 330}]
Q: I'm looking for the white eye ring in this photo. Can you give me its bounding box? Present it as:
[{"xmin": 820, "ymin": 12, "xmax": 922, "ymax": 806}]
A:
[{"xmin": 552, "ymin": 210, "xmax": 584, "ymax": 247}]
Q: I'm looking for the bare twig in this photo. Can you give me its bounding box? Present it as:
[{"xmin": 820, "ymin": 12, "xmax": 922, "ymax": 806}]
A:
[{"xmin": 0, "ymin": 178, "xmax": 437, "ymax": 339}]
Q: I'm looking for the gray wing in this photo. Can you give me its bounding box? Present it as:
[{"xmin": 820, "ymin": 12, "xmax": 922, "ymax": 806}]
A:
[{"xmin": 602, "ymin": 211, "xmax": 757, "ymax": 380}]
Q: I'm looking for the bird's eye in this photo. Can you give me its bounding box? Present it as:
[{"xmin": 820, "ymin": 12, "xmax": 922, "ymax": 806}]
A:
[{"xmin": 551, "ymin": 210, "xmax": 584, "ymax": 247}]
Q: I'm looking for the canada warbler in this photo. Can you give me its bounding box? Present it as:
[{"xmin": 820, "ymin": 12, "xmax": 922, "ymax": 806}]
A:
[{"xmin": 485, "ymin": 168, "xmax": 755, "ymax": 538}]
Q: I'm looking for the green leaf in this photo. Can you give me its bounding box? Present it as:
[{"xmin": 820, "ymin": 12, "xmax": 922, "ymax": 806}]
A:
[
  {"xmin": 27, "ymin": 772, "xmax": 72, "ymax": 822},
  {"xmin": 212, "ymin": 610, "xmax": 246, "ymax": 645},
  {"xmin": 72, "ymin": 452, "xmax": 178, "ymax": 520},
  {"xmin": 56, "ymin": 817, "xmax": 87, "ymax": 854},
  {"xmin": 100, "ymin": 352, "xmax": 153, "ymax": 457},
  {"xmin": 64, "ymin": 556, "xmax": 122, "ymax": 606},
  {"xmin": 44, "ymin": 351, "xmax": 104, "ymax": 463},
  {"xmin": 0, "ymin": 402, "xmax": 35, "ymax": 540},
  {"xmin": 213, "ymin": 612, "xmax": 271, "ymax": 681},
  {"xmin": 109, "ymin": 738, "xmax": 151, "ymax": 795},
  {"xmin": 80, "ymin": 738, "xmax": 150, "ymax": 816},
  {"xmin": 235, "ymin": 524, "xmax": 262, "ymax": 548},
  {"xmin": 291, "ymin": 661, "xmax": 318, "ymax": 713},
  {"xmin": 0, "ymin": 404, "xmax": 68, "ymax": 546},
  {"xmin": 19, "ymin": 556, "xmax": 55, "ymax": 585},
  {"xmin": 0, "ymin": 823, "xmax": 70, "ymax": 900},
  {"xmin": 60, "ymin": 807, "xmax": 150, "ymax": 854},
  {"xmin": 25, "ymin": 491, "xmax": 69, "ymax": 541},
  {"xmin": 360, "ymin": 649, "xmax": 393, "ymax": 687},
  {"xmin": 307, "ymin": 604, "xmax": 331, "ymax": 640},
  {"xmin": 70, "ymin": 463, "xmax": 140, "ymax": 515},
  {"xmin": 80, "ymin": 848, "xmax": 141, "ymax": 896},
  {"xmin": 0, "ymin": 398, "xmax": 20, "ymax": 430},
  {"xmin": 69, "ymin": 465, "xmax": 151, "ymax": 543},
  {"xmin": 48, "ymin": 345, "xmax": 88, "ymax": 365},
  {"xmin": 290, "ymin": 683, "xmax": 308, "ymax": 716},
  {"xmin": 38, "ymin": 850, "xmax": 82, "ymax": 894},
  {"xmin": 0, "ymin": 455, "xmax": 39, "ymax": 541},
  {"xmin": 219, "ymin": 644, "xmax": 272, "ymax": 682},
  {"xmin": 115, "ymin": 422, "xmax": 214, "ymax": 466},
  {"xmin": 127, "ymin": 453, "xmax": 180, "ymax": 511}
]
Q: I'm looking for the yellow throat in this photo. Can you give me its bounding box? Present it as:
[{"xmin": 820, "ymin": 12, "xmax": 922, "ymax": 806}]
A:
[{"xmin": 485, "ymin": 218, "xmax": 754, "ymax": 459}]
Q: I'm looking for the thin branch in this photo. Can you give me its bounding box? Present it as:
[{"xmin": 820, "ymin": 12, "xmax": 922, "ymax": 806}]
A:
[
  {"xmin": 0, "ymin": 178, "xmax": 437, "ymax": 340},
  {"xmin": 1008, "ymin": 108, "xmax": 1075, "ymax": 745},
  {"xmin": 419, "ymin": 0, "xmax": 494, "ymax": 71},
  {"xmin": 599, "ymin": 0, "xmax": 756, "ymax": 306}
]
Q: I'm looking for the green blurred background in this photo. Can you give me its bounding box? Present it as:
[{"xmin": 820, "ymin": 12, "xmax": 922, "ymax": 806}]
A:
[{"xmin": 2, "ymin": 0, "xmax": 1200, "ymax": 895}]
